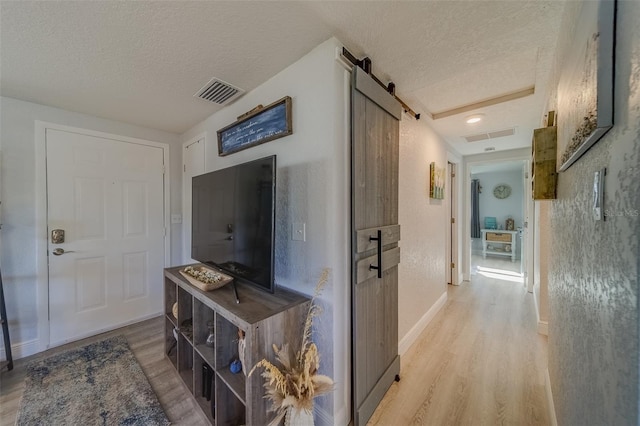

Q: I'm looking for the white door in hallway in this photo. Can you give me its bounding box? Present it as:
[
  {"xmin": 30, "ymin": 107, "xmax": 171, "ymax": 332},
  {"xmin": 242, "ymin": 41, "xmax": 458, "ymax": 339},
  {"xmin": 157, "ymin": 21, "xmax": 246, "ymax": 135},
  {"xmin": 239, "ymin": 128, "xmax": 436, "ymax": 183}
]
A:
[
  {"xmin": 182, "ymin": 137, "xmax": 205, "ymax": 263},
  {"xmin": 47, "ymin": 129, "xmax": 166, "ymax": 346}
]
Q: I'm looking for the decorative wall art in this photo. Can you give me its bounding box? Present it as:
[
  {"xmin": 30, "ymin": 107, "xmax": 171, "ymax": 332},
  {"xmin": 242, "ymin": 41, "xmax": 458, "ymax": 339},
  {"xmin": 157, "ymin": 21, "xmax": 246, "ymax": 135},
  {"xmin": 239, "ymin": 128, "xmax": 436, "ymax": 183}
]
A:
[
  {"xmin": 217, "ymin": 96, "xmax": 292, "ymax": 156},
  {"xmin": 429, "ymin": 162, "xmax": 445, "ymax": 199},
  {"xmin": 557, "ymin": 0, "xmax": 616, "ymax": 171}
]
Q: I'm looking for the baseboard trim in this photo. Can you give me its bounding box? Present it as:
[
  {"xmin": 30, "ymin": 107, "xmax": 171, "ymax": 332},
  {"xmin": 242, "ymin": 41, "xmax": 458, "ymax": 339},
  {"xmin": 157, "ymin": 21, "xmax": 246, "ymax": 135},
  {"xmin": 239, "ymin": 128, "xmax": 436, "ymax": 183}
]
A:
[
  {"xmin": 399, "ymin": 291, "xmax": 448, "ymax": 355},
  {"xmin": 0, "ymin": 338, "xmax": 40, "ymax": 360},
  {"xmin": 49, "ymin": 310, "xmax": 163, "ymax": 349},
  {"xmin": 4, "ymin": 311, "xmax": 165, "ymax": 361},
  {"xmin": 532, "ymin": 284, "xmax": 548, "ymax": 336},
  {"xmin": 315, "ymin": 405, "xmax": 334, "ymax": 426},
  {"xmin": 332, "ymin": 405, "xmax": 348, "ymax": 426},
  {"xmin": 545, "ymin": 368, "xmax": 558, "ymax": 426},
  {"xmin": 537, "ymin": 320, "xmax": 549, "ymax": 336},
  {"xmin": 2, "ymin": 311, "xmax": 165, "ymax": 361}
]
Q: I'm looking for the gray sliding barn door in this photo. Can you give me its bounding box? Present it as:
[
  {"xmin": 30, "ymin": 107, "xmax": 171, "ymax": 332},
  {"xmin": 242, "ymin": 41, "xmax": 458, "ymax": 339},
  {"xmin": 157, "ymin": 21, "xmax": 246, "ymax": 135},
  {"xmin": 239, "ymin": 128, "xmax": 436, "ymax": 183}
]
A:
[{"xmin": 351, "ymin": 67, "xmax": 401, "ymax": 426}]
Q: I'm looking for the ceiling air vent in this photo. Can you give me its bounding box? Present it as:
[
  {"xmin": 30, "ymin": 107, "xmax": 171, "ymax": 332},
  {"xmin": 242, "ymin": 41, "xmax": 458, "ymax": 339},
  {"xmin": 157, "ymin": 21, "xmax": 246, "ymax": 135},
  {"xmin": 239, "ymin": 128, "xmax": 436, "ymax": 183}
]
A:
[
  {"xmin": 464, "ymin": 127, "xmax": 516, "ymax": 143},
  {"xmin": 465, "ymin": 133, "xmax": 490, "ymax": 143},
  {"xmin": 488, "ymin": 128, "xmax": 516, "ymax": 139},
  {"xmin": 194, "ymin": 78, "xmax": 245, "ymax": 105}
]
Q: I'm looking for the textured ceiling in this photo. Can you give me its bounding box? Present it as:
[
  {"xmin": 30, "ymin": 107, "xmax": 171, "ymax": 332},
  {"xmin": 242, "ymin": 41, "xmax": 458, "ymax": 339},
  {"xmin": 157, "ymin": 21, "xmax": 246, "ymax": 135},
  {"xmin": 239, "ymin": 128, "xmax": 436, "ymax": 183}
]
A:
[
  {"xmin": 471, "ymin": 161, "xmax": 525, "ymax": 175},
  {"xmin": 1, "ymin": 1, "xmax": 566, "ymax": 155}
]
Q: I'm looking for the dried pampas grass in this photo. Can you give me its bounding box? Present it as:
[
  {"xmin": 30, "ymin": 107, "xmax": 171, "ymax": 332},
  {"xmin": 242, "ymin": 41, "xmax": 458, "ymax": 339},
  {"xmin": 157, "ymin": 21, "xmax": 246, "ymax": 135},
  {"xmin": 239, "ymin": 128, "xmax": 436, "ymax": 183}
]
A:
[{"xmin": 249, "ymin": 269, "xmax": 333, "ymax": 426}]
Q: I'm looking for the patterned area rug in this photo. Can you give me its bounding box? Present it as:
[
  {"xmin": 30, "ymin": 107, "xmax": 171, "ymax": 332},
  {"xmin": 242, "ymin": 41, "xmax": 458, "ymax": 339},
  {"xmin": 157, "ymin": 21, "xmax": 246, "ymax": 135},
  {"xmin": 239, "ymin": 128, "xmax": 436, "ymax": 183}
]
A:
[{"xmin": 16, "ymin": 335, "xmax": 169, "ymax": 425}]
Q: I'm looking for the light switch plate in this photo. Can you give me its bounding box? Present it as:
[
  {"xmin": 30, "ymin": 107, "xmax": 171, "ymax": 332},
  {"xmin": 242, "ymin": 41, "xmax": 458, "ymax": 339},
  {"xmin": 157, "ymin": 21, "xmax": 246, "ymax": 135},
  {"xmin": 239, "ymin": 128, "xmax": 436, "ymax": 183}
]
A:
[
  {"xmin": 593, "ymin": 168, "xmax": 605, "ymax": 221},
  {"xmin": 292, "ymin": 222, "xmax": 306, "ymax": 241},
  {"xmin": 171, "ymin": 214, "xmax": 183, "ymax": 224}
]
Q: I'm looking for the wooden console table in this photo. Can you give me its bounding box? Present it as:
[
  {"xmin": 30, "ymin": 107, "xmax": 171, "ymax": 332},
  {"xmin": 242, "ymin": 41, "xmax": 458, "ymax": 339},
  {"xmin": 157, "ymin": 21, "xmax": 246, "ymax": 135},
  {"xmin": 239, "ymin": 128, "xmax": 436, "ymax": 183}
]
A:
[
  {"xmin": 481, "ymin": 229, "xmax": 518, "ymax": 262},
  {"xmin": 164, "ymin": 265, "xmax": 309, "ymax": 425}
]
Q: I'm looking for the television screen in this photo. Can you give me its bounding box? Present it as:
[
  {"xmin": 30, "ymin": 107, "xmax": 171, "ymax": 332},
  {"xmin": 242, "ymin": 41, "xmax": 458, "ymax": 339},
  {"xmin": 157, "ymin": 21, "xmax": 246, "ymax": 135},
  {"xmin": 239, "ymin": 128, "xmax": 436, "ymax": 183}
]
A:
[{"xmin": 191, "ymin": 155, "xmax": 276, "ymax": 293}]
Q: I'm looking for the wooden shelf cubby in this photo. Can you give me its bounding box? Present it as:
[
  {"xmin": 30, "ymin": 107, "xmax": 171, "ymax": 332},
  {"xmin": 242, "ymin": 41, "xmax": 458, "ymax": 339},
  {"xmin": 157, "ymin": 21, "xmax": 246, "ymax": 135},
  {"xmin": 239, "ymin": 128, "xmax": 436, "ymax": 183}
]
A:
[
  {"xmin": 164, "ymin": 265, "xmax": 310, "ymax": 425},
  {"xmin": 164, "ymin": 316, "xmax": 177, "ymax": 369},
  {"xmin": 193, "ymin": 352, "xmax": 216, "ymax": 424}
]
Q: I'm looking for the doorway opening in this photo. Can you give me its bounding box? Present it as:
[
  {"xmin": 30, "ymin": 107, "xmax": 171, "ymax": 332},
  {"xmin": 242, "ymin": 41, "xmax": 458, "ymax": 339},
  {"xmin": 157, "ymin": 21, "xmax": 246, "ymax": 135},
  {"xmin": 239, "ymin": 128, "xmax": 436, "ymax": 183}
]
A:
[{"xmin": 468, "ymin": 160, "xmax": 529, "ymax": 286}]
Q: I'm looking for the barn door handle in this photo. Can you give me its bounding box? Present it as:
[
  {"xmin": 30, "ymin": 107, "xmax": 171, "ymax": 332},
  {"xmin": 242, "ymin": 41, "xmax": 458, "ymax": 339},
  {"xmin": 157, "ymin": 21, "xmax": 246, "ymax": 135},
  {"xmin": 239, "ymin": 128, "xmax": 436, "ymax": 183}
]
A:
[
  {"xmin": 52, "ymin": 248, "xmax": 75, "ymax": 256},
  {"xmin": 369, "ymin": 230, "xmax": 382, "ymax": 278}
]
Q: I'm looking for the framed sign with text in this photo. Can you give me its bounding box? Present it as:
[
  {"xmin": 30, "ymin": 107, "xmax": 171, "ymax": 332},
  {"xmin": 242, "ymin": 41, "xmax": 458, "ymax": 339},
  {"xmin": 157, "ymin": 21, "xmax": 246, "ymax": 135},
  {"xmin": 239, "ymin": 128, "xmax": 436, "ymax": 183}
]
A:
[{"xmin": 217, "ymin": 96, "xmax": 292, "ymax": 156}]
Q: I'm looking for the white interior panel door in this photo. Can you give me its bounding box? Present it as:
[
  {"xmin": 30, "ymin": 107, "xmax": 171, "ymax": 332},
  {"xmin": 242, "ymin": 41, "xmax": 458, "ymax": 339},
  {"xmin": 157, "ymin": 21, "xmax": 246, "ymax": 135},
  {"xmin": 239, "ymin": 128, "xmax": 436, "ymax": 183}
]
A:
[{"xmin": 47, "ymin": 129, "xmax": 165, "ymax": 346}]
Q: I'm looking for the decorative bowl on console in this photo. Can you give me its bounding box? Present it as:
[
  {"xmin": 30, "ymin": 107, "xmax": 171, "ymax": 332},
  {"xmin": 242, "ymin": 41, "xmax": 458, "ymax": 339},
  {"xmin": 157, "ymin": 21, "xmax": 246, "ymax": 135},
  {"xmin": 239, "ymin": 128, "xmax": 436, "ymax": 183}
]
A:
[{"xmin": 179, "ymin": 265, "xmax": 233, "ymax": 291}]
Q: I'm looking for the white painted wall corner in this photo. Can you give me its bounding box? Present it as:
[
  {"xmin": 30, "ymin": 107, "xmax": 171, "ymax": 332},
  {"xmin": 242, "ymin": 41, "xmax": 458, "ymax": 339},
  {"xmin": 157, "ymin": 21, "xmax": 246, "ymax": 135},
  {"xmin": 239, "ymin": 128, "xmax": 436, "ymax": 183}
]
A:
[
  {"xmin": 537, "ymin": 321, "xmax": 549, "ymax": 336},
  {"xmin": 398, "ymin": 291, "xmax": 447, "ymax": 355},
  {"xmin": 315, "ymin": 405, "xmax": 334, "ymax": 426},
  {"xmin": 545, "ymin": 368, "xmax": 558, "ymax": 426},
  {"xmin": 533, "ymin": 281, "xmax": 549, "ymax": 336},
  {"xmin": 332, "ymin": 406, "xmax": 349, "ymax": 426}
]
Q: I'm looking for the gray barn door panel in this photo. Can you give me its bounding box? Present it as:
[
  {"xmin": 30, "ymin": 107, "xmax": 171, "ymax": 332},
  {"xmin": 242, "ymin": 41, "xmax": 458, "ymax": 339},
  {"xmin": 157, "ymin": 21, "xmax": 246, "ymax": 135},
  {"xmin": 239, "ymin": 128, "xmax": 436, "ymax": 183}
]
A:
[{"xmin": 351, "ymin": 67, "xmax": 401, "ymax": 426}]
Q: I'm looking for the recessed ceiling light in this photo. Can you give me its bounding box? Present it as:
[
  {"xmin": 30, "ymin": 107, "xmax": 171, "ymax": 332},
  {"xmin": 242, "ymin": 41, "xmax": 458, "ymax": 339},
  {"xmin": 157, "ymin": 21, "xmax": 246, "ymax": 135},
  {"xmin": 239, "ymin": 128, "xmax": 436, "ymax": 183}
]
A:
[{"xmin": 466, "ymin": 114, "xmax": 485, "ymax": 124}]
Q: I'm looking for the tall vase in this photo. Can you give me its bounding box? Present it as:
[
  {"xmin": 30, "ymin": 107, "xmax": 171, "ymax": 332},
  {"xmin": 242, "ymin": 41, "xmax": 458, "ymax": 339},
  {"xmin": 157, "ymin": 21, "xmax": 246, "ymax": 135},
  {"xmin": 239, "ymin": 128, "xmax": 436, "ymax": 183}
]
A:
[{"xmin": 284, "ymin": 406, "xmax": 314, "ymax": 426}]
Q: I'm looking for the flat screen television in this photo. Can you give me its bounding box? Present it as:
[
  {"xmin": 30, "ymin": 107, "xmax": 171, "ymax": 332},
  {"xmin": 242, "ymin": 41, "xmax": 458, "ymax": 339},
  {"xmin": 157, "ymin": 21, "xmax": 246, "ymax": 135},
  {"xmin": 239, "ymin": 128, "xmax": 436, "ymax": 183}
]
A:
[{"xmin": 191, "ymin": 155, "xmax": 276, "ymax": 293}]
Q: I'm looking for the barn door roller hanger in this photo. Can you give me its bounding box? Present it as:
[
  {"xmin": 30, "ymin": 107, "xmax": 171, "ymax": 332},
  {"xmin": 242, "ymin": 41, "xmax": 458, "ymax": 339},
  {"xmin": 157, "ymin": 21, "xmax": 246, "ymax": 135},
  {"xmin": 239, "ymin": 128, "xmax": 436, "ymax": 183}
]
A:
[{"xmin": 341, "ymin": 47, "xmax": 420, "ymax": 120}]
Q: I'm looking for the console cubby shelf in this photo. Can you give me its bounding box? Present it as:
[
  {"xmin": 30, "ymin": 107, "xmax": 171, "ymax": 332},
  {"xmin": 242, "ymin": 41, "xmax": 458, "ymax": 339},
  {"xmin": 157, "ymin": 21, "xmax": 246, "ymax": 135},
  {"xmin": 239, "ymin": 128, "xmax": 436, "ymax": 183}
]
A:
[{"xmin": 164, "ymin": 265, "xmax": 310, "ymax": 426}]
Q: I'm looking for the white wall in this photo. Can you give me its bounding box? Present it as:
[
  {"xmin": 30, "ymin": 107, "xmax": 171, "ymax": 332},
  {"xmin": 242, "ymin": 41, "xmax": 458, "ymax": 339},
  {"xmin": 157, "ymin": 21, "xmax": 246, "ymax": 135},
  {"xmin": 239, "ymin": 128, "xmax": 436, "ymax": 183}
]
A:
[
  {"xmin": 180, "ymin": 36, "xmax": 457, "ymax": 424},
  {"xmin": 0, "ymin": 35, "xmax": 465, "ymax": 424},
  {"xmin": 180, "ymin": 38, "xmax": 350, "ymax": 425},
  {"xmin": 544, "ymin": 1, "xmax": 640, "ymax": 423},
  {"xmin": 533, "ymin": 200, "xmax": 550, "ymax": 334},
  {"xmin": 397, "ymin": 117, "xmax": 451, "ymax": 354},
  {"xmin": 0, "ymin": 96, "xmax": 181, "ymax": 358}
]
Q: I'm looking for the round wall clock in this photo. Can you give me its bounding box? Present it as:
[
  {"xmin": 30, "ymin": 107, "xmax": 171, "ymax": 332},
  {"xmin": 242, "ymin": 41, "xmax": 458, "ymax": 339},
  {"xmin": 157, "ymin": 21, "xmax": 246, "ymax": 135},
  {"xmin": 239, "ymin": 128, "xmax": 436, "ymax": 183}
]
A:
[{"xmin": 493, "ymin": 184, "xmax": 512, "ymax": 199}]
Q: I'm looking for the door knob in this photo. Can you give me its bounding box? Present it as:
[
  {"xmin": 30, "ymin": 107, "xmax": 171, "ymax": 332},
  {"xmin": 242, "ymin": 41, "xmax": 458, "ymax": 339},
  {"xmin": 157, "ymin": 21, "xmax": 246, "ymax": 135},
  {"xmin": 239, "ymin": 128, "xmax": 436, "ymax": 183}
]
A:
[{"xmin": 52, "ymin": 248, "xmax": 74, "ymax": 256}]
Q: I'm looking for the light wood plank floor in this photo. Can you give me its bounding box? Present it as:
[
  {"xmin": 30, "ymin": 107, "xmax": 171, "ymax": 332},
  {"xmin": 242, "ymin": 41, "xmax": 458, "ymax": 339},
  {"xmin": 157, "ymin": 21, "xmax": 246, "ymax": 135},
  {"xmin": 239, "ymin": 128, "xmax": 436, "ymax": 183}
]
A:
[
  {"xmin": 369, "ymin": 256, "xmax": 549, "ymax": 425},
  {"xmin": 1, "ymin": 256, "xmax": 547, "ymax": 426},
  {"xmin": 0, "ymin": 316, "xmax": 210, "ymax": 426}
]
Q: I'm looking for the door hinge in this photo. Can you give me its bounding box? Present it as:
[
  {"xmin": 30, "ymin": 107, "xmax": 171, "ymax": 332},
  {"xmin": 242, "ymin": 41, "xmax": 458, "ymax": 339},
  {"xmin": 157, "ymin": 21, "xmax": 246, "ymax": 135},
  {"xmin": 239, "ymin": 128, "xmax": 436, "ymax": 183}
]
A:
[
  {"xmin": 451, "ymin": 262, "xmax": 455, "ymax": 269},
  {"xmin": 451, "ymin": 218, "xmax": 455, "ymax": 224},
  {"xmin": 451, "ymin": 172, "xmax": 456, "ymax": 178},
  {"xmin": 184, "ymin": 164, "xmax": 186, "ymax": 172}
]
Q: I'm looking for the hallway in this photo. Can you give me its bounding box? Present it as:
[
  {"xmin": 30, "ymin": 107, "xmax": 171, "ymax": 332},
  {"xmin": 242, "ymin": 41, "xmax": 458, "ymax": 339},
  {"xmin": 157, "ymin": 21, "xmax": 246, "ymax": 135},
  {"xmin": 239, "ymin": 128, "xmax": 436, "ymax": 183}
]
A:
[{"xmin": 369, "ymin": 264, "xmax": 549, "ymax": 425}]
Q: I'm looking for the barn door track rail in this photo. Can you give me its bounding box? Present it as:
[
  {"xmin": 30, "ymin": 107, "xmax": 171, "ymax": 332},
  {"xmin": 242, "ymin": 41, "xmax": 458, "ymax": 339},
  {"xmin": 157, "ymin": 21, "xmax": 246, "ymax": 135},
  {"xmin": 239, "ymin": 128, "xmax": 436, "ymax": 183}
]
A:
[{"xmin": 342, "ymin": 47, "xmax": 420, "ymax": 120}]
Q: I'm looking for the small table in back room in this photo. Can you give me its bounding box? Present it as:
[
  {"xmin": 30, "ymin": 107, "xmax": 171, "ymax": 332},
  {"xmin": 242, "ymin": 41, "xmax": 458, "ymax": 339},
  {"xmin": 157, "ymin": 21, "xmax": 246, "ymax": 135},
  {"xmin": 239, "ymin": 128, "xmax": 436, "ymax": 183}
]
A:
[{"xmin": 481, "ymin": 229, "xmax": 518, "ymax": 262}]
